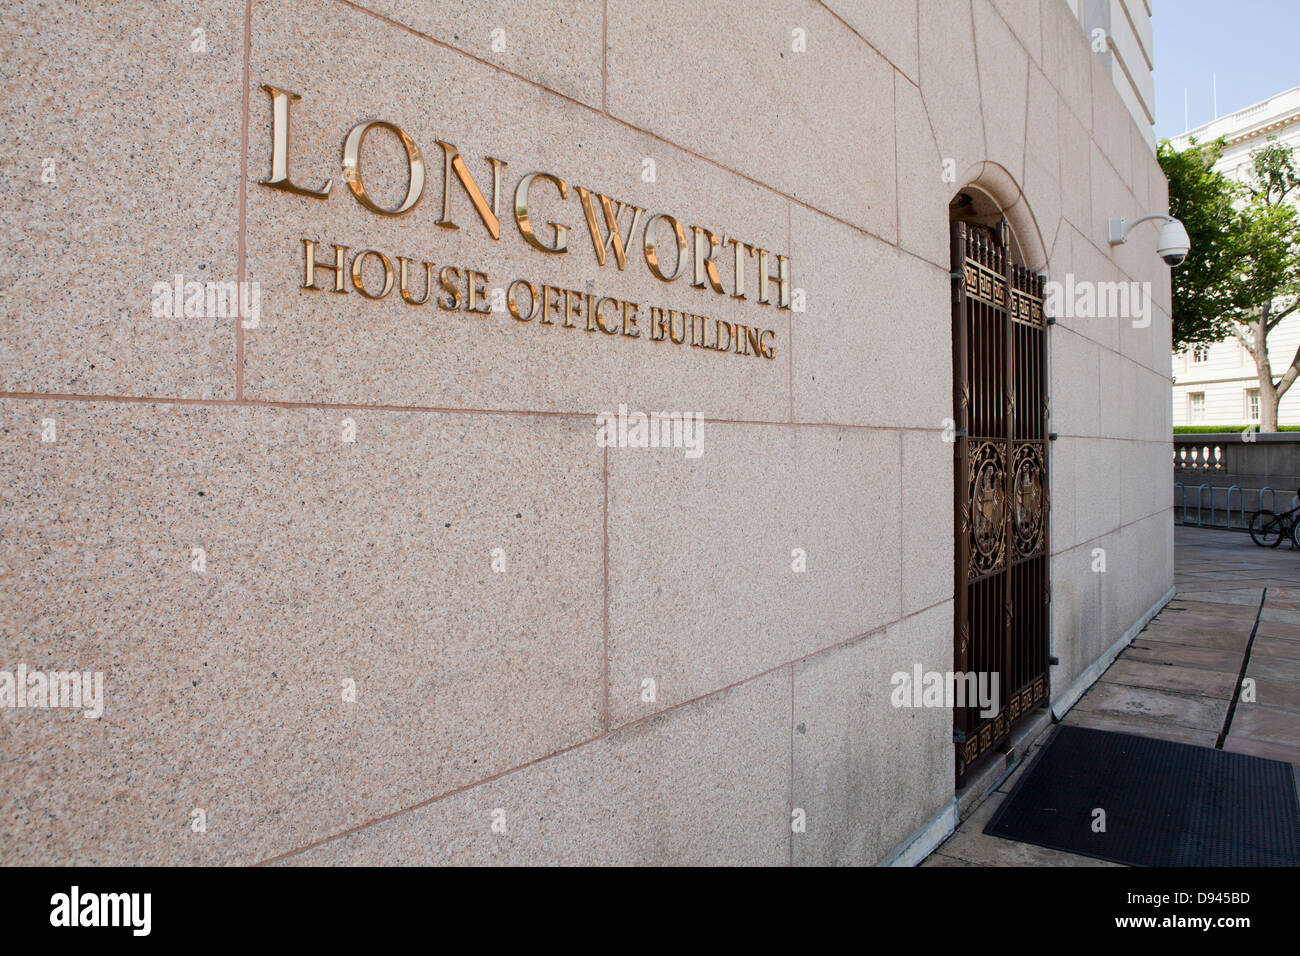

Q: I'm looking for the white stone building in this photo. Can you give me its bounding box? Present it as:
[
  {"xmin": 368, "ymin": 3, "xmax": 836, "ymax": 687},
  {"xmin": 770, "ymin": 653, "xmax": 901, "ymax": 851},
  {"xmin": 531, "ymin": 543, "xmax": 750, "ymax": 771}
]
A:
[{"xmin": 1170, "ymin": 86, "xmax": 1300, "ymax": 428}]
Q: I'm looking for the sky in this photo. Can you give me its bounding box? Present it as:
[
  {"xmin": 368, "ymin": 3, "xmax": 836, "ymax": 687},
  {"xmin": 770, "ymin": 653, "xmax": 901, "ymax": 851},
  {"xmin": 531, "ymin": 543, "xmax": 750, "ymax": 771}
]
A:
[{"xmin": 1152, "ymin": 0, "xmax": 1300, "ymax": 141}]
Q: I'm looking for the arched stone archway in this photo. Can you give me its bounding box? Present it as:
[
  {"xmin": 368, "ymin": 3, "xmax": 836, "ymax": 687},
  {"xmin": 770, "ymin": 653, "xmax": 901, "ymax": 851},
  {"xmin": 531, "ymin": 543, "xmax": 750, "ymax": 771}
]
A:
[{"xmin": 948, "ymin": 162, "xmax": 1050, "ymax": 273}]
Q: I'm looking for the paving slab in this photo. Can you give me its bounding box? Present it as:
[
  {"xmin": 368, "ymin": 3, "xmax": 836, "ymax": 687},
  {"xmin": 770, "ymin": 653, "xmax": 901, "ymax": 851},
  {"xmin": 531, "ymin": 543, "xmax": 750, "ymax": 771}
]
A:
[
  {"xmin": 1062, "ymin": 710, "xmax": 1220, "ymax": 748},
  {"xmin": 1245, "ymin": 655, "xmax": 1300, "ymax": 683},
  {"xmin": 1071, "ymin": 682, "xmax": 1229, "ymax": 734},
  {"xmin": 1255, "ymin": 621, "xmax": 1300, "ymax": 642},
  {"xmin": 1259, "ymin": 606, "xmax": 1300, "ymax": 627},
  {"xmin": 1124, "ymin": 641, "xmax": 1243, "ymax": 673},
  {"xmin": 1147, "ymin": 614, "xmax": 1259, "ymax": 636},
  {"xmin": 1178, "ymin": 568, "xmax": 1293, "ymax": 581},
  {"xmin": 1228, "ymin": 703, "xmax": 1300, "ymax": 747},
  {"xmin": 1154, "ymin": 606, "xmax": 1262, "ymax": 629},
  {"xmin": 1100, "ymin": 658, "xmax": 1236, "ymax": 699},
  {"xmin": 1242, "ymin": 677, "xmax": 1300, "ymax": 713},
  {"xmin": 1134, "ymin": 624, "xmax": 1253, "ymax": 652},
  {"xmin": 1252, "ymin": 638, "xmax": 1300, "ymax": 665},
  {"xmin": 1174, "ymin": 589, "xmax": 1265, "ymax": 608},
  {"xmin": 1177, "ymin": 562, "xmax": 1278, "ymax": 572}
]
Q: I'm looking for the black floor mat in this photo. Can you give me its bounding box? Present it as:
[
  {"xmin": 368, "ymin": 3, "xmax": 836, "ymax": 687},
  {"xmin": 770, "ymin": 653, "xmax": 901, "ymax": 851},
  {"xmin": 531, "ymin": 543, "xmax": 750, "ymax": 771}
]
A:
[{"xmin": 984, "ymin": 724, "xmax": 1300, "ymax": 866}]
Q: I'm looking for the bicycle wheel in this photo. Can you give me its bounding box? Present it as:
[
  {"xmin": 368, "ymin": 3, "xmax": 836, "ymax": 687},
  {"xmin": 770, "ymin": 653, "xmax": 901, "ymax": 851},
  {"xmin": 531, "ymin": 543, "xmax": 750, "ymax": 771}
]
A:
[{"xmin": 1250, "ymin": 509, "xmax": 1285, "ymax": 548}]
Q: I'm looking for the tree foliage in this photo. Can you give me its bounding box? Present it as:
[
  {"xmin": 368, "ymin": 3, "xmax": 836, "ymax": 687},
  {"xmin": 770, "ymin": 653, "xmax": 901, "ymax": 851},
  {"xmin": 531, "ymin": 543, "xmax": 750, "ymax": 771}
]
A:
[
  {"xmin": 1156, "ymin": 137, "xmax": 1238, "ymax": 350},
  {"xmin": 1159, "ymin": 137, "xmax": 1300, "ymax": 430}
]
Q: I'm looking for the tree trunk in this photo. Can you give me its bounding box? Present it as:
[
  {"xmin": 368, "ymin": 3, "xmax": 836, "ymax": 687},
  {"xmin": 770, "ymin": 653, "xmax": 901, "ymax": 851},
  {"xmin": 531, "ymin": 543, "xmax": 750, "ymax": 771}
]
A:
[
  {"xmin": 1261, "ymin": 376, "xmax": 1280, "ymax": 432},
  {"xmin": 1254, "ymin": 316, "xmax": 1280, "ymax": 432}
]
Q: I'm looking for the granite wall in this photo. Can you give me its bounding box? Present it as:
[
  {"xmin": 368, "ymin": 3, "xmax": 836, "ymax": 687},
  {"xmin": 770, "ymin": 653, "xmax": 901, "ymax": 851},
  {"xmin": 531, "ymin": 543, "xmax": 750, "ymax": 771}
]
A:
[{"xmin": 0, "ymin": 0, "xmax": 1173, "ymax": 865}]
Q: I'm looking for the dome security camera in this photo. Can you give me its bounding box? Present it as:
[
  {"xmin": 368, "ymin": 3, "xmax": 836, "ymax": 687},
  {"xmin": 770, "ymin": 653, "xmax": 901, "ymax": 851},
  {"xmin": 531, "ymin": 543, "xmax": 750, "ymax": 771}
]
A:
[
  {"xmin": 1156, "ymin": 218, "xmax": 1190, "ymax": 267},
  {"xmin": 1107, "ymin": 214, "xmax": 1190, "ymax": 267}
]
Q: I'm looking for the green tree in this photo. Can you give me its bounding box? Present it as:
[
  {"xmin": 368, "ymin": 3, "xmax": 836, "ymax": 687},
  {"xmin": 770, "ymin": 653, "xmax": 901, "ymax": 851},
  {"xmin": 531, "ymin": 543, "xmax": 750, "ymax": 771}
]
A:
[
  {"xmin": 1223, "ymin": 141, "xmax": 1300, "ymax": 432},
  {"xmin": 1157, "ymin": 137, "xmax": 1240, "ymax": 350},
  {"xmin": 1160, "ymin": 136, "xmax": 1300, "ymax": 432}
]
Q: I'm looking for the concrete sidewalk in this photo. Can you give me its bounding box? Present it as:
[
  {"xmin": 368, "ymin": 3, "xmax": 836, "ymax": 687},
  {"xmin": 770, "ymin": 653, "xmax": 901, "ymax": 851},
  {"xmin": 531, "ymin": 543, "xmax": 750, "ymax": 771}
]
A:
[{"xmin": 923, "ymin": 524, "xmax": 1300, "ymax": 867}]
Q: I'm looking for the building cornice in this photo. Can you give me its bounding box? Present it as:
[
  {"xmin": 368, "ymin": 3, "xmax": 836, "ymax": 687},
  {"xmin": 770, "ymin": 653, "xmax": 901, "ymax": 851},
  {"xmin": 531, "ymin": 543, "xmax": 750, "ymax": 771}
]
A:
[
  {"xmin": 1170, "ymin": 86, "xmax": 1300, "ymax": 148},
  {"xmin": 1223, "ymin": 111, "xmax": 1300, "ymax": 148}
]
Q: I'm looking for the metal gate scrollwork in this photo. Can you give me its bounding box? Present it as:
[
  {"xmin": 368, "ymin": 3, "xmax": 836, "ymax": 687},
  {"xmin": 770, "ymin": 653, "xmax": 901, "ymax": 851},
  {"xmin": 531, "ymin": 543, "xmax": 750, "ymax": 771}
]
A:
[
  {"xmin": 968, "ymin": 441, "xmax": 1006, "ymax": 577},
  {"xmin": 1013, "ymin": 444, "xmax": 1046, "ymax": 558},
  {"xmin": 951, "ymin": 219, "xmax": 1051, "ymax": 787}
]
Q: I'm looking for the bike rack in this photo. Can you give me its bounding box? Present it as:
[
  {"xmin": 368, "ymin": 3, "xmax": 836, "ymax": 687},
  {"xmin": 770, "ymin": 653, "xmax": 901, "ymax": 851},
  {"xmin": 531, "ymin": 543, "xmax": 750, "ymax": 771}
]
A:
[
  {"xmin": 1258, "ymin": 489, "xmax": 1279, "ymax": 520},
  {"xmin": 1171, "ymin": 482, "xmax": 1292, "ymax": 533},
  {"xmin": 1226, "ymin": 485, "xmax": 1242, "ymax": 530}
]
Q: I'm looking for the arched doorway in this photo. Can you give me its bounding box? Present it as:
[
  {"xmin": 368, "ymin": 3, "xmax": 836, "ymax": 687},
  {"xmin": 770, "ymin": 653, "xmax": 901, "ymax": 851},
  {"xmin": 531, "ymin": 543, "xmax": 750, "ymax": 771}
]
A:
[{"xmin": 950, "ymin": 191, "xmax": 1051, "ymax": 787}]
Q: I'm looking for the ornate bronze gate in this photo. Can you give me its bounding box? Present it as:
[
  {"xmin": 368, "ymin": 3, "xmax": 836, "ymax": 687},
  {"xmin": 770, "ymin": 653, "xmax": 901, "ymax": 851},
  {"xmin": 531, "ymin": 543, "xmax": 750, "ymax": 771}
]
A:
[{"xmin": 951, "ymin": 219, "xmax": 1050, "ymax": 787}]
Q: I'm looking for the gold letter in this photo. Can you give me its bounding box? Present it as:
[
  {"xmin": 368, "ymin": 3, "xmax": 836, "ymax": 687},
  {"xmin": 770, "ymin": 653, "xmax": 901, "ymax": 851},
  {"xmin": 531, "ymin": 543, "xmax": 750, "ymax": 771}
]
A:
[
  {"xmin": 689, "ymin": 312, "xmax": 707, "ymax": 347},
  {"xmin": 593, "ymin": 297, "xmax": 620, "ymax": 334},
  {"xmin": 669, "ymin": 310, "xmax": 687, "ymax": 345},
  {"xmin": 562, "ymin": 288, "xmax": 582, "ymax": 328},
  {"xmin": 467, "ymin": 269, "xmax": 491, "ymax": 313},
  {"xmin": 436, "ymin": 141, "xmax": 505, "ymax": 239},
  {"xmin": 507, "ymin": 279, "xmax": 538, "ymax": 321},
  {"xmin": 350, "ymin": 249, "xmax": 395, "ymax": 299},
  {"xmin": 643, "ymin": 213, "xmax": 688, "ymax": 282},
  {"xmin": 302, "ymin": 239, "xmax": 348, "ymax": 293},
  {"xmin": 757, "ymin": 248, "xmax": 791, "ymax": 308},
  {"xmin": 576, "ymin": 187, "xmax": 644, "ymax": 270},
  {"xmin": 712, "ymin": 319, "xmax": 734, "ymax": 351},
  {"xmin": 438, "ymin": 266, "xmax": 462, "ymax": 311},
  {"xmin": 397, "ymin": 257, "xmax": 434, "ymax": 305},
  {"xmin": 648, "ymin": 306, "xmax": 667, "ymax": 341},
  {"xmin": 691, "ymin": 226, "xmax": 726, "ymax": 293},
  {"xmin": 260, "ymin": 85, "xmax": 331, "ymax": 199},
  {"xmin": 514, "ymin": 173, "xmax": 570, "ymax": 254},
  {"xmin": 342, "ymin": 121, "xmax": 426, "ymax": 216},
  {"xmin": 729, "ymin": 238, "xmax": 752, "ymax": 299}
]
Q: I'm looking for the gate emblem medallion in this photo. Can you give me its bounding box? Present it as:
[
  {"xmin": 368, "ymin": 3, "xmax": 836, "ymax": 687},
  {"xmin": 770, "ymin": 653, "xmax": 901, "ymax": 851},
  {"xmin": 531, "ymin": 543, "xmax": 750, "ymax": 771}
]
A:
[{"xmin": 968, "ymin": 441, "xmax": 1006, "ymax": 577}]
